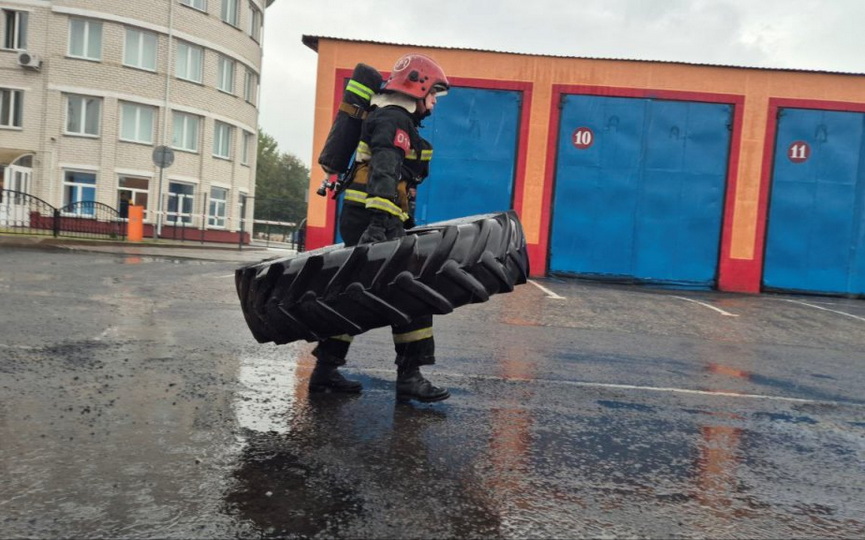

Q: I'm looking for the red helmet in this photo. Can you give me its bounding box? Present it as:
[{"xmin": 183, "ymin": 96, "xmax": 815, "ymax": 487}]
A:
[{"xmin": 382, "ymin": 54, "xmax": 449, "ymax": 99}]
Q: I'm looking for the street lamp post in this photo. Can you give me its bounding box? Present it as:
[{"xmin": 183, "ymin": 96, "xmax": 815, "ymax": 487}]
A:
[{"xmin": 152, "ymin": 145, "xmax": 175, "ymax": 238}]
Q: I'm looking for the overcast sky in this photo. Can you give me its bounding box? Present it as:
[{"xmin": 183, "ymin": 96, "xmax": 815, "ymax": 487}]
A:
[{"xmin": 258, "ymin": 0, "xmax": 865, "ymax": 170}]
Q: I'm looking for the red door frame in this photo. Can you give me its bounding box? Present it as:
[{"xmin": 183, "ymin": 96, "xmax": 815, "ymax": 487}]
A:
[{"xmin": 745, "ymin": 97, "xmax": 865, "ymax": 293}]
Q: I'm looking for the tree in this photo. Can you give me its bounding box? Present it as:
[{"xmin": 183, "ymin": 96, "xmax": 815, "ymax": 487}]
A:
[{"xmin": 254, "ymin": 130, "xmax": 309, "ymax": 227}]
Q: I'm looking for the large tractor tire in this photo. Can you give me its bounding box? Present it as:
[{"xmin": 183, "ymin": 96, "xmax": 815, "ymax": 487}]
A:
[{"xmin": 235, "ymin": 211, "xmax": 530, "ymax": 345}]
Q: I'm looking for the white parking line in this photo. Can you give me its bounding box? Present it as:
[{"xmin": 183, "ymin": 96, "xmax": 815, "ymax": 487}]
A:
[
  {"xmin": 0, "ymin": 343, "xmax": 38, "ymax": 350},
  {"xmin": 544, "ymin": 379, "xmax": 860, "ymax": 407},
  {"xmin": 783, "ymin": 299, "xmax": 865, "ymax": 322},
  {"xmin": 528, "ymin": 280, "xmax": 566, "ymax": 299},
  {"xmin": 360, "ymin": 368, "xmax": 863, "ymax": 408},
  {"xmin": 217, "ymin": 274, "xmax": 236, "ymax": 279},
  {"xmin": 673, "ymin": 296, "xmax": 739, "ymax": 317}
]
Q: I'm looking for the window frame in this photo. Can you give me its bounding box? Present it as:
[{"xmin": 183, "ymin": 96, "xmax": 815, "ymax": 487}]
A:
[
  {"xmin": 119, "ymin": 102, "xmax": 156, "ymax": 144},
  {"xmin": 62, "ymin": 169, "xmax": 97, "ymax": 216},
  {"xmin": 117, "ymin": 176, "xmax": 151, "ymax": 220},
  {"xmin": 68, "ymin": 18, "xmax": 102, "ymax": 61},
  {"xmin": 2, "ymin": 9, "xmax": 28, "ymax": 50},
  {"xmin": 175, "ymin": 40, "xmax": 204, "ymax": 83},
  {"xmin": 208, "ymin": 186, "xmax": 228, "ymax": 228},
  {"xmin": 6, "ymin": 164, "xmax": 31, "ymax": 195},
  {"xmin": 247, "ymin": 2, "xmax": 262, "ymax": 42},
  {"xmin": 167, "ymin": 181, "xmax": 195, "ymax": 225},
  {"xmin": 123, "ymin": 27, "xmax": 158, "ymax": 72},
  {"xmin": 217, "ymin": 55, "xmax": 235, "ymax": 94},
  {"xmin": 213, "ymin": 121, "xmax": 233, "ymax": 159},
  {"xmin": 65, "ymin": 94, "xmax": 102, "ymax": 137},
  {"xmin": 243, "ymin": 68, "xmax": 257, "ymax": 105},
  {"xmin": 221, "ymin": 0, "xmax": 239, "ymax": 27},
  {"xmin": 180, "ymin": 0, "xmax": 208, "ymax": 12},
  {"xmin": 240, "ymin": 130, "xmax": 253, "ymax": 165},
  {"xmin": 0, "ymin": 88, "xmax": 23, "ymax": 129},
  {"xmin": 171, "ymin": 111, "xmax": 201, "ymax": 153}
]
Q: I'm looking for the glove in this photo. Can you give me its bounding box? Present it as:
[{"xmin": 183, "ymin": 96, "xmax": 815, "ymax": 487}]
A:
[
  {"xmin": 358, "ymin": 211, "xmax": 389, "ymax": 245},
  {"xmin": 404, "ymin": 216, "xmax": 416, "ymax": 230}
]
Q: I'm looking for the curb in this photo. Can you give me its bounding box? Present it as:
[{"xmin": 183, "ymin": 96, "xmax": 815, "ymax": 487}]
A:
[{"xmin": 0, "ymin": 234, "xmax": 267, "ymax": 252}]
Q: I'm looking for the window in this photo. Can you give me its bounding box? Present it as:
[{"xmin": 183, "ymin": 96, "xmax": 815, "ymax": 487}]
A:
[
  {"xmin": 124, "ymin": 28, "xmax": 157, "ymax": 71},
  {"xmin": 0, "ymin": 88, "xmax": 23, "ymax": 128},
  {"xmin": 66, "ymin": 94, "xmax": 101, "ymax": 136},
  {"xmin": 7, "ymin": 164, "xmax": 31, "ymax": 194},
  {"xmin": 120, "ymin": 102, "xmax": 155, "ymax": 144},
  {"xmin": 3, "ymin": 9, "xmax": 28, "ymax": 50},
  {"xmin": 217, "ymin": 55, "xmax": 235, "ymax": 93},
  {"xmin": 172, "ymin": 111, "xmax": 200, "ymax": 152},
  {"xmin": 241, "ymin": 131, "xmax": 253, "ymax": 165},
  {"xmin": 117, "ymin": 176, "xmax": 150, "ymax": 219},
  {"xmin": 63, "ymin": 170, "xmax": 97, "ymax": 216},
  {"xmin": 243, "ymin": 68, "xmax": 257, "ymax": 104},
  {"xmin": 221, "ymin": 0, "xmax": 239, "ymax": 26},
  {"xmin": 167, "ymin": 182, "xmax": 194, "ymax": 224},
  {"xmin": 68, "ymin": 18, "xmax": 102, "ymax": 60},
  {"xmin": 247, "ymin": 2, "xmax": 261, "ymax": 41},
  {"xmin": 213, "ymin": 121, "xmax": 233, "ymax": 159},
  {"xmin": 181, "ymin": 0, "xmax": 207, "ymax": 11},
  {"xmin": 208, "ymin": 187, "xmax": 228, "ymax": 227},
  {"xmin": 176, "ymin": 41, "xmax": 203, "ymax": 83}
]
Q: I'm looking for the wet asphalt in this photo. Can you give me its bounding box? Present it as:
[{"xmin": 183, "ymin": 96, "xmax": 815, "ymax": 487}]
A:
[{"xmin": 1, "ymin": 243, "xmax": 864, "ymax": 539}]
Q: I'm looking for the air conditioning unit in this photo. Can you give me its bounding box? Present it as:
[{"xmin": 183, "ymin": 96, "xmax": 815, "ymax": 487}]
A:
[{"xmin": 17, "ymin": 51, "xmax": 41, "ymax": 70}]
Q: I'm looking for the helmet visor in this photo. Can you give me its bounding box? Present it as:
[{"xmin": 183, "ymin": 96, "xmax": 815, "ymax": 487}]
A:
[{"xmin": 431, "ymin": 83, "xmax": 449, "ymax": 97}]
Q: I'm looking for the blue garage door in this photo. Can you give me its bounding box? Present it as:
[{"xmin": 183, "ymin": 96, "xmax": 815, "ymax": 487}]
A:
[
  {"xmin": 336, "ymin": 87, "xmax": 521, "ymax": 242},
  {"xmin": 416, "ymin": 87, "xmax": 521, "ymax": 224},
  {"xmin": 763, "ymin": 108, "xmax": 865, "ymax": 295},
  {"xmin": 550, "ymin": 95, "xmax": 733, "ymax": 287}
]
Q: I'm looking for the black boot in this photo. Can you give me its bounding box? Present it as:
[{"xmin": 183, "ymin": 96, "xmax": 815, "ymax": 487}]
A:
[
  {"xmin": 395, "ymin": 355, "xmax": 450, "ymax": 403},
  {"xmin": 309, "ymin": 352, "xmax": 362, "ymax": 394}
]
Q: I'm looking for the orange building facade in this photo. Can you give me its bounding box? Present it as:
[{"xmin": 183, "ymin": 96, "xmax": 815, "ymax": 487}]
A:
[{"xmin": 302, "ymin": 36, "xmax": 865, "ymax": 295}]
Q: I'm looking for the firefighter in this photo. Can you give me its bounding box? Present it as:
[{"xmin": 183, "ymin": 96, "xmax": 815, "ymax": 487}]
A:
[{"xmin": 309, "ymin": 53, "xmax": 450, "ymax": 403}]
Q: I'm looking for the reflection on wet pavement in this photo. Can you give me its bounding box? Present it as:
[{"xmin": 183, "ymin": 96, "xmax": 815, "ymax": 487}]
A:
[{"xmin": 2, "ymin": 250, "xmax": 864, "ymax": 538}]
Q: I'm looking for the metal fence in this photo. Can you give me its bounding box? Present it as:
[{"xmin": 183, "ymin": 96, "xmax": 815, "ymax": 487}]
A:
[
  {"xmin": 0, "ymin": 189, "xmax": 126, "ymax": 240},
  {"xmin": 0, "ymin": 189, "xmax": 309, "ymax": 250},
  {"xmin": 249, "ymin": 197, "xmax": 305, "ymax": 252}
]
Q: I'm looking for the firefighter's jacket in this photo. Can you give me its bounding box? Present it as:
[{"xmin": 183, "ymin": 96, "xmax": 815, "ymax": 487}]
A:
[{"xmin": 343, "ymin": 93, "xmax": 432, "ymax": 221}]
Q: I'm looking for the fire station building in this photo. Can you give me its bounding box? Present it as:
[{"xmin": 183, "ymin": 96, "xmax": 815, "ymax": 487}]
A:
[{"xmin": 302, "ymin": 36, "xmax": 865, "ymax": 297}]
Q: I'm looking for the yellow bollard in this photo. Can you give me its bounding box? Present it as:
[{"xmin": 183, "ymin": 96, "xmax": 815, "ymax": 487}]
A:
[{"xmin": 128, "ymin": 205, "xmax": 144, "ymax": 242}]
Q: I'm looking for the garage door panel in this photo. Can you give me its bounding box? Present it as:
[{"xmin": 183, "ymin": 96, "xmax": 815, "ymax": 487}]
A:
[
  {"xmin": 854, "ymin": 224, "xmax": 865, "ymax": 293},
  {"xmin": 683, "ymin": 103, "xmax": 735, "ymax": 175},
  {"xmin": 419, "ymin": 87, "xmax": 519, "ymax": 217},
  {"xmin": 763, "ymin": 108, "xmax": 865, "ymax": 295},
  {"xmin": 600, "ymin": 100, "xmax": 645, "ymax": 170},
  {"xmin": 551, "ymin": 94, "xmax": 731, "ymax": 287},
  {"xmin": 553, "ymin": 169, "xmax": 638, "ymax": 275},
  {"xmin": 562, "ymin": 95, "xmax": 646, "ymax": 170},
  {"xmin": 637, "ymin": 171, "xmax": 720, "ymax": 284},
  {"xmin": 819, "ymin": 111, "xmax": 862, "ymax": 181},
  {"xmin": 681, "ymin": 173, "xmax": 726, "ymax": 217},
  {"xmin": 644, "ymin": 101, "xmax": 685, "ymax": 171},
  {"xmin": 633, "ymin": 221, "xmax": 678, "ymax": 280},
  {"xmin": 420, "ymin": 158, "xmax": 515, "ymax": 223}
]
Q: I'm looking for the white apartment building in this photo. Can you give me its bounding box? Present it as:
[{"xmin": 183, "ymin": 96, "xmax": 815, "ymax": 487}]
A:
[{"xmin": 0, "ymin": 0, "xmax": 275, "ymax": 238}]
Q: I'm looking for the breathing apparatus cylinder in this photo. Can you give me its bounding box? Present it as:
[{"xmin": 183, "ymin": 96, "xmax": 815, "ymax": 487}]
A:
[{"xmin": 317, "ymin": 63, "xmax": 383, "ymax": 178}]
